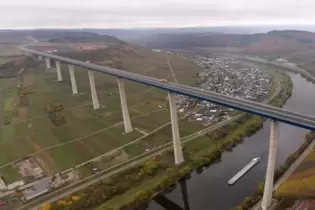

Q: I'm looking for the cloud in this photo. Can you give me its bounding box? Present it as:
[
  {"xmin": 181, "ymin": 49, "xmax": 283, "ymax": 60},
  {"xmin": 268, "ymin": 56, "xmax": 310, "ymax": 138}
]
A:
[{"xmin": 1, "ymin": 0, "xmax": 315, "ymax": 28}]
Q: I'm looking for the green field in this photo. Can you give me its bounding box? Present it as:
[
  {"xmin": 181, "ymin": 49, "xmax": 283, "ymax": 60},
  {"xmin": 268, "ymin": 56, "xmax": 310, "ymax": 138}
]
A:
[{"xmin": 0, "ymin": 46, "xmax": 205, "ymax": 182}]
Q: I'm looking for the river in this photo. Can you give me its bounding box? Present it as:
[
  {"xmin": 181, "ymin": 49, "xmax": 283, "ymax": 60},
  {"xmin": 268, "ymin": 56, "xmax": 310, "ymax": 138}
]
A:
[{"xmin": 148, "ymin": 73, "xmax": 315, "ymax": 210}]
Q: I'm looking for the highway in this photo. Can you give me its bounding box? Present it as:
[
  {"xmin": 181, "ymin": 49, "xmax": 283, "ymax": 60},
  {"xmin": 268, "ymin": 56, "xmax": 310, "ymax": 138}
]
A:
[{"xmin": 21, "ymin": 48, "xmax": 315, "ymax": 130}]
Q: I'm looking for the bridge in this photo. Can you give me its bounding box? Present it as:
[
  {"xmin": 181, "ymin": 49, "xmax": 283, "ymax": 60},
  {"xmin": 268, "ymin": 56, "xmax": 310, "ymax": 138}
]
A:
[{"xmin": 21, "ymin": 47, "xmax": 315, "ymax": 210}]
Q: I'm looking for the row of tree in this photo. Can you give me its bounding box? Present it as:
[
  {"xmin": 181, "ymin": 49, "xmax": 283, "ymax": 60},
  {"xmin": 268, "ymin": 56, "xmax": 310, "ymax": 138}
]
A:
[{"xmin": 41, "ymin": 159, "xmax": 161, "ymax": 210}]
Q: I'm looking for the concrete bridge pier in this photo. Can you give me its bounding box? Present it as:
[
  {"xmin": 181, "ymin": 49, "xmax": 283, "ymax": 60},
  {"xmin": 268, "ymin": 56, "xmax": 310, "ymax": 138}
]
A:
[
  {"xmin": 117, "ymin": 78, "xmax": 133, "ymax": 133},
  {"xmin": 168, "ymin": 91, "xmax": 184, "ymax": 164},
  {"xmin": 38, "ymin": 55, "xmax": 42, "ymax": 61},
  {"xmin": 154, "ymin": 195, "xmax": 184, "ymax": 210},
  {"xmin": 261, "ymin": 120, "xmax": 279, "ymax": 210},
  {"xmin": 88, "ymin": 70, "xmax": 100, "ymax": 109},
  {"xmin": 68, "ymin": 64, "xmax": 78, "ymax": 94},
  {"xmin": 180, "ymin": 179, "xmax": 191, "ymax": 210},
  {"xmin": 55, "ymin": 61, "xmax": 63, "ymax": 81},
  {"xmin": 45, "ymin": 57, "xmax": 51, "ymax": 69}
]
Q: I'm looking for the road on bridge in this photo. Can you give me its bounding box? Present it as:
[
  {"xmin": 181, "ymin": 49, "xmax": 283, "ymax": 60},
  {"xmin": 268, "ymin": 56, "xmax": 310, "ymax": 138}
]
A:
[{"xmin": 21, "ymin": 48, "xmax": 315, "ymax": 131}]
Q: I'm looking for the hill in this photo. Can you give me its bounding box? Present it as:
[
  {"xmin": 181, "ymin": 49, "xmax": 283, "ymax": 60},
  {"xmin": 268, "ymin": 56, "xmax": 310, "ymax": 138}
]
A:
[
  {"xmin": 246, "ymin": 30, "xmax": 315, "ymax": 54},
  {"xmin": 0, "ymin": 30, "xmax": 123, "ymax": 62},
  {"xmin": 82, "ymin": 25, "xmax": 315, "ymax": 42},
  {"xmin": 25, "ymin": 30, "xmax": 124, "ymax": 53},
  {"xmin": 129, "ymin": 30, "xmax": 315, "ymax": 56},
  {"xmin": 46, "ymin": 32, "xmax": 122, "ymax": 44},
  {"xmin": 0, "ymin": 30, "xmax": 122, "ymax": 44}
]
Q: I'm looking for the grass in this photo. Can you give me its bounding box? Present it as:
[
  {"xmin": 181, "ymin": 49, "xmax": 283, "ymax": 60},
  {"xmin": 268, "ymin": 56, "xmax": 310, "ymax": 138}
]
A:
[
  {"xmin": 4, "ymin": 97, "xmax": 14, "ymax": 111},
  {"xmin": 0, "ymin": 125, "xmax": 20, "ymax": 161},
  {"xmin": 0, "ymin": 57, "xmax": 14, "ymax": 65},
  {"xmin": 274, "ymin": 198, "xmax": 296, "ymax": 210},
  {"xmin": 276, "ymin": 149, "xmax": 315, "ymax": 197},
  {"xmin": 185, "ymin": 116, "xmax": 262, "ymax": 156},
  {"xmin": 76, "ymin": 149, "xmax": 130, "ymax": 177},
  {"xmin": 169, "ymin": 55, "xmax": 200, "ymax": 85},
  {"xmin": 96, "ymin": 171, "xmax": 166, "ymax": 209},
  {"xmin": 0, "ymin": 85, "xmax": 18, "ymax": 99},
  {"xmin": 0, "ymin": 165, "xmax": 21, "ymax": 184},
  {"xmin": 131, "ymin": 109, "xmax": 170, "ymax": 132},
  {"xmin": 276, "ymin": 179, "xmax": 311, "ymax": 196},
  {"xmin": 122, "ymin": 118, "xmax": 204, "ymax": 158},
  {"xmin": 123, "ymin": 143, "xmax": 147, "ymax": 157},
  {"xmin": 305, "ymin": 150, "xmax": 315, "ymax": 161},
  {"xmin": 46, "ymin": 125, "xmax": 143, "ymax": 170}
]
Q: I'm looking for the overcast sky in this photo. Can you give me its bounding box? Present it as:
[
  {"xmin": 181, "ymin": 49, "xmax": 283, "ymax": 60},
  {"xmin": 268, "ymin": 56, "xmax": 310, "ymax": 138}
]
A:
[{"xmin": 1, "ymin": 0, "xmax": 315, "ymax": 29}]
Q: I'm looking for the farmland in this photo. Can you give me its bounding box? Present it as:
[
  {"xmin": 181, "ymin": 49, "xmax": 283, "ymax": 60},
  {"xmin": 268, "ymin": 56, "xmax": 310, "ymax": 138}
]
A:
[
  {"xmin": 0, "ymin": 44, "xmax": 204, "ymax": 183},
  {"xmin": 276, "ymin": 148, "xmax": 315, "ymax": 197}
]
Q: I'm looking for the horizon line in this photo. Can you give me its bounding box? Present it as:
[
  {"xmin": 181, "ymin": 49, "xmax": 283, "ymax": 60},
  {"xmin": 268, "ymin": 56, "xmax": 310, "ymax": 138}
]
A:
[{"xmin": 2, "ymin": 23, "xmax": 315, "ymax": 31}]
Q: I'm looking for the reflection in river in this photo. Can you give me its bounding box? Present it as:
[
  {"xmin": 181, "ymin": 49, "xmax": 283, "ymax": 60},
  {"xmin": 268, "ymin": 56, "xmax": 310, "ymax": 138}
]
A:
[
  {"xmin": 152, "ymin": 180, "xmax": 190, "ymax": 210},
  {"xmin": 148, "ymin": 73, "xmax": 315, "ymax": 210}
]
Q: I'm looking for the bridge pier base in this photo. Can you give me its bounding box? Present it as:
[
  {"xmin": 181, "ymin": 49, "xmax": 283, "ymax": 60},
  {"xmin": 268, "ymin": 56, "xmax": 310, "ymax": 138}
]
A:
[
  {"xmin": 261, "ymin": 120, "xmax": 279, "ymax": 210},
  {"xmin": 38, "ymin": 55, "xmax": 42, "ymax": 61},
  {"xmin": 117, "ymin": 78, "xmax": 133, "ymax": 133},
  {"xmin": 168, "ymin": 91, "xmax": 184, "ymax": 164},
  {"xmin": 68, "ymin": 64, "xmax": 78, "ymax": 94},
  {"xmin": 45, "ymin": 57, "xmax": 51, "ymax": 69},
  {"xmin": 88, "ymin": 70, "xmax": 100, "ymax": 109},
  {"xmin": 55, "ymin": 61, "xmax": 63, "ymax": 81}
]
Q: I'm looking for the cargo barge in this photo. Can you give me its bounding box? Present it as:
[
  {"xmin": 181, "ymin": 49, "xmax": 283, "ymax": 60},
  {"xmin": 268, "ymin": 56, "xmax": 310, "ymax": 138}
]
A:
[{"xmin": 228, "ymin": 157, "xmax": 260, "ymax": 185}]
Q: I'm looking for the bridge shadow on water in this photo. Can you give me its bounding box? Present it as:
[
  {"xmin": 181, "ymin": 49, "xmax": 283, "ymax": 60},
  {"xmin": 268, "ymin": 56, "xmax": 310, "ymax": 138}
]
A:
[{"xmin": 146, "ymin": 179, "xmax": 191, "ymax": 210}]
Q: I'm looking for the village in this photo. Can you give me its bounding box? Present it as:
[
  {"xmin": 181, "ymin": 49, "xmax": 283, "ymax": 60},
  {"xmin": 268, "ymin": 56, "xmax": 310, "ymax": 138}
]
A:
[{"xmin": 176, "ymin": 56, "xmax": 272, "ymax": 125}]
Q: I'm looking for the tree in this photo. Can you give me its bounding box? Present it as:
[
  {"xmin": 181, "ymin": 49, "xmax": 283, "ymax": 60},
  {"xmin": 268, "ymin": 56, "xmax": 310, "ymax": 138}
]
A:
[
  {"xmin": 4, "ymin": 117, "xmax": 11, "ymax": 125},
  {"xmin": 15, "ymin": 189, "xmax": 23, "ymax": 197},
  {"xmin": 257, "ymin": 183, "xmax": 264, "ymax": 195},
  {"xmin": 58, "ymin": 200, "xmax": 68, "ymax": 206},
  {"xmin": 44, "ymin": 101, "xmax": 66, "ymax": 126},
  {"xmin": 133, "ymin": 189, "xmax": 153, "ymax": 204},
  {"xmin": 234, "ymin": 206, "xmax": 243, "ymax": 210},
  {"xmin": 40, "ymin": 203, "xmax": 52, "ymax": 210},
  {"xmin": 72, "ymin": 195, "xmax": 80, "ymax": 201},
  {"xmin": 139, "ymin": 159, "xmax": 158, "ymax": 176}
]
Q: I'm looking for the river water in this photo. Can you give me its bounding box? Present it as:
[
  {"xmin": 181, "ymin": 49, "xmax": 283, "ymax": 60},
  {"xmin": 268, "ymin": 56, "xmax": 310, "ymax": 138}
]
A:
[{"xmin": 148, "ymin": 73, "xmax": 315, "ymax": 210}]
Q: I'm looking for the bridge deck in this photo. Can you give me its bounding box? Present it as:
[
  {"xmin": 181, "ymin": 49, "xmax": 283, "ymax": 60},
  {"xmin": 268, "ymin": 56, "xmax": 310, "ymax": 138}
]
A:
[{"xmin": 21, "ymin": 48, "xmax": 315, "ymax": 131}]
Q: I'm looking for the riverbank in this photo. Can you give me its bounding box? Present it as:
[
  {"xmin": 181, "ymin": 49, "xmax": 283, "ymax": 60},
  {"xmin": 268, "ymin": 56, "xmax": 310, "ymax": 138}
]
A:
[
  {"xmin": 242, "ymin": 57, "xmax": 315, "ymax": 84},
  {"xmin": 87, "ymin": 72, "xmax": 292, "ymax": 210}
]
